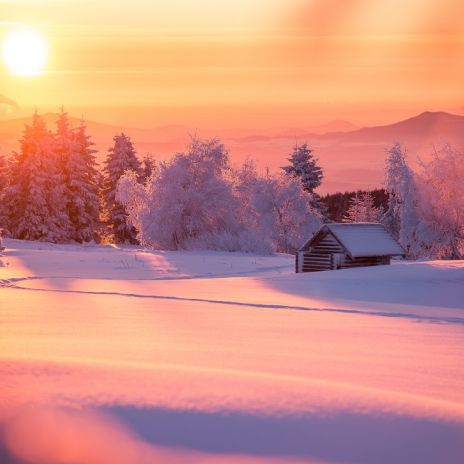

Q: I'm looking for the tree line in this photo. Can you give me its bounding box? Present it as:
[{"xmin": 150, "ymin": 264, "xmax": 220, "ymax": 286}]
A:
[
  {"xmin": 0, "ymin": 111, "xmax": 463, "ymax": 258},
  {"xmin": 0, "ymin": 111, "xmax": 324, "ymax": 253},
  {"xmin": 321, "ymin": 189, "xmax": 388, "ymax": 223}
]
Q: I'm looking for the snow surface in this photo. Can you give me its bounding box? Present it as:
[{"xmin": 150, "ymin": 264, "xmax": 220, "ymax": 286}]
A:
[{"xmin": 0, "ymin": 239, "xmax": 464, "ymax": 464}]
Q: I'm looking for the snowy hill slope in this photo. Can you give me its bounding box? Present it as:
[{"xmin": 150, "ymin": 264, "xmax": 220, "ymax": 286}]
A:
[{"xmin": 0, "ymin": 239, "xmax": 463, "ymax": 464}]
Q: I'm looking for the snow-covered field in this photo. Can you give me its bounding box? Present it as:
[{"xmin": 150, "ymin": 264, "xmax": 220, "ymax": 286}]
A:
[{"xmin": 1, "ymin": 239, "xmax": 463, "ymax": 464}]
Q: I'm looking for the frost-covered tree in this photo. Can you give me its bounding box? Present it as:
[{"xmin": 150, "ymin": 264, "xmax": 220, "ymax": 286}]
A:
[
  {"xmin": 52, "ymin": 109, "xmax": 77, "ymax": 240},
  {"xmin": 0, "ymin": 154, "xmax": 9, "ymax": 232},
  {"xmin": 103, "ymin": 133, "xmax": 141, "ymax": 243},
  {"xmin": 396, "ymin": 165, "xmax": 428, "ymax": 259},
  {"xmin": 231, "ymin": 159, "xmax": 260, "ymax": 231},
  {"xmin": 118, "ymin": 137, "xmax": 251, "ymax": 251},
  {"xmin": 5, "ymin": 113, "xmax": 71, "ymax": 242},
  {"xmin": 118, "ymin": 139, "xmax": 322, "ymax": 254},
  {"xmin": 250, "ymin": 173, "xmax": 322, "ymax": 253},
  {"xmin": 344, "ymin": 191, "xmax": 383, "ymax": 223},
  {"xmin": 282, "ymin": 143, "xmax": 323, "ymax": 194},
  {"xmin": 139, "ymin": 153, "xmax": 157, "ymax": 185},
  {"xmin": 416, "ymin": 146, "xmax": 464, "ymax": 259},
  {"xmin": 343, "ymin": 192, "xmax": 362, "ymax": 222},
  {"xmin": 381, "ymin": 142, "xmax": 407, "ymax": 239},
  {"xmin": 379, "ymin": 142, "xmax": 439, "ymax": 259},
  {"xmin": 0, "ymin": 154, "xmax": 7, "ymax": 192},
  {"xmin": 65, "ymin": 120, "xmax": 101, "ymax": 242}
]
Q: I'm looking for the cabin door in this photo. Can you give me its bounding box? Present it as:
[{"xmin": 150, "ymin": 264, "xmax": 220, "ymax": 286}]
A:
[{"xmin": 332, "ymin": 253, "xmax": 344, "ymax": 270}]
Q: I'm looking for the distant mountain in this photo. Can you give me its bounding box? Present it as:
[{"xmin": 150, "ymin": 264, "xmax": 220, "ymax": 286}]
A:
[
  {"xmin": 312, "ymin": 111, "xmax": 464, "ymax": 191},
  {"xmin": 335, "ymin": 111, "xmax": 464, "ymax": 144},
  {"xmin": 310, "ymin": 119, "xmax": 359, "ymax": 134},
  {"xmin": 272, "ymin": 120, "xmax": 357, "ymax": 138},
  {"xmin": 224, "ymin": 111, "xmax": 464, "ymax": 192},
  {"xmin": 1, "ymin": 111, "xmax": 463, "ymax": 193}
]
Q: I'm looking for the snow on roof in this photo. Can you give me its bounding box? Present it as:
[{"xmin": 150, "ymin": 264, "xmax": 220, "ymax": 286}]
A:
[{"xmin": 324, "ymin": 223, "xmax": 405, "ymax": 258}]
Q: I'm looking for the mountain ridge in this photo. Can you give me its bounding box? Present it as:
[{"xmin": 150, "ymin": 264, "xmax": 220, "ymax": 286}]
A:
[{"xmin": 1, "ymin": 110, "xmax": 463, "ymax": 193}]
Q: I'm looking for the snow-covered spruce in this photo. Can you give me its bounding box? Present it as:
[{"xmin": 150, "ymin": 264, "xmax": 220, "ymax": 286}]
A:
[
  {"xmin": 102, "ymin": 133, "xmax": 141, "ymax": 244},
  {"xmin": 282, "ymin": 143, "xmax": 323, "ymax": 194},
  {"xmin": 4, "ymin": 113, "xmax": 71, "ymax": 242},
  {"xmin": 55, "ymin": 110, "xmax": 101, "ymax": 242},
  {"xmin": 343, "ymin": 191, "xmax": 383, "ymax": 223}
]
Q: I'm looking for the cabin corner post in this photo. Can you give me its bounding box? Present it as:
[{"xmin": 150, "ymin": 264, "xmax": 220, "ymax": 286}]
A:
[{"xmin": 295, "ymin": 251, "xmax": 304, "ymax": 273}]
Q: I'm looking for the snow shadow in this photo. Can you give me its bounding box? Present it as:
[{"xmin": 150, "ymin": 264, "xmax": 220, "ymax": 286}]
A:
[
  {"xmin": 102, "ymin": 405, "xmax": 464, "ymax": 464},
  {"xmin": 2, "ymin": 240, "xmax": 291, "ymax": 290},
  {"xmin": 0, "ymin": 442, "xmax": 13, "ymax": 464},
  {"xmin": 265, "ymin": 262, "xmax": 464, "ymax": 312},
  {"xmin": 5, "ymin": 281, "xmax": 464, "ymax": 325},
  {"xmin": 2, "ymin": 405, "xmax": 463, "ymax": 464}
]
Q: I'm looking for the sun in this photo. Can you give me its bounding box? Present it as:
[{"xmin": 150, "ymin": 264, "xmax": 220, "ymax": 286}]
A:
[{"xmin": 2, "ymin": 27, "xmax": 48, "ymax": 76}]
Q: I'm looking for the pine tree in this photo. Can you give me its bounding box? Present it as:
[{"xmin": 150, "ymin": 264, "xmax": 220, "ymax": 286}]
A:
[
  {"xmin": 103, "ymin": 133, "xmax": 141, "ymax": 243},
  {"xmin": 344, "ymin": 191, "xmax": 383, "ymax": 223},
  {"xmin": 139, "ymin": 153, "xmax": 156, "ymax": 184},
  {"xmin": 51, "ymin": 108, "xmax": 75, "ymax": 241},
  {"xmin": 5, "ymin": 113, "xmax": 70, "ymax": 241},
  {"xmin": 343, "ymin": 191, "xmax": 362, "ymax": 222},
  {"xmin": 282, "ymin": 143, "xmax": 323, "ymax": 194},
  {"xmin": 0, "ymin": 154, "xmax": 9, "ymax": 233},
  {"xmin": 65, "ymin": 120, "xmax": 101, "ymax": 242},
  {"xmin": 0, "ymin": 154, "xmax": 7, "ymax": 192}
]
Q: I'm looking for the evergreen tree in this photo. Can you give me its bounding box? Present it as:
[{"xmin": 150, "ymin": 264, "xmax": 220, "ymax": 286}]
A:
[
  {"xmin": 5, "ymin": 113, "xmax": 70, "ymax": 241},
  {"xmin": 139, "ymin": 153, "xmax": 156, "ymax": 184},
  {"xmin": 344, "ymin": 191, "xmax": 383, "ymax": 222},
  {"xmin": 343, "ymin": 191, "xmax": 362, "ymax": 222},
  {"xmin": 52, "ymin": 109, "xmax": 75, "ymax": 240},
  {"xmin": 0, "ymin": 154, "xmax": 7, "ymax": 192},
  {"xmin": 282, "ymin": 143, "xmax": 323, "ymax": 194},
  {"xmin": 0, "ymin": 154, "xmax": 9, "ymax": 233},
  {"xmin": 66, "ymin": 120, "xmax": 101, "ymax": 242},
  {"xmin": 320, "ymin": 189, "xmax": 388, "ymax": 223},
  {"xmin": 103, "ymin": 133, "xmax": 141, "ymax": 243}
]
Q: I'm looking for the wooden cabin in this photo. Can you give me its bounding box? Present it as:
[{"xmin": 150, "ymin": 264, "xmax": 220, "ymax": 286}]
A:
[{"xmin": 296, "ymin": 223, "xmax": 405, "ymax": 273}]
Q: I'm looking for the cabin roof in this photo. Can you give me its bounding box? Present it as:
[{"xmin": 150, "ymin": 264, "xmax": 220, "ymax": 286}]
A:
[{"xmin": 300, "ymin": 223, "xmax": 406, "ymax": 258}]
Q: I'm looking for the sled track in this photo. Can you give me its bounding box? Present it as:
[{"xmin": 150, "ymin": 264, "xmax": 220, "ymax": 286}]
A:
[{"xmin": 1, "ymin": 277, "xmax": 463, "ymax": 326}]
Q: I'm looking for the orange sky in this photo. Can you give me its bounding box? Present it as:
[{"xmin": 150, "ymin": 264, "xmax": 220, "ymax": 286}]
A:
[{"xmin": 1, "ymin": 0, "xmax": 463, "ymax": 129}]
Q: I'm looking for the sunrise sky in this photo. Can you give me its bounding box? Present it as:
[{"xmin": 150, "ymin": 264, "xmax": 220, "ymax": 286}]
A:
[{"xmin": 1, "ymin": 0, "xmax": 463, "ymax": 129}]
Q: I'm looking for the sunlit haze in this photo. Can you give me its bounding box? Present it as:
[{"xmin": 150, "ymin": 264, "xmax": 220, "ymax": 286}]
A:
[
  {"xmin": 2, "ymin": 27, "xmax": 47, "ymax": 76},
  {"xmin": 1, "ymin": 3, "xmax": 464, "ymax": 463},
  {"xmin": 1, "ymin": 0, "xmax": 463, "ymax": 128}
]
